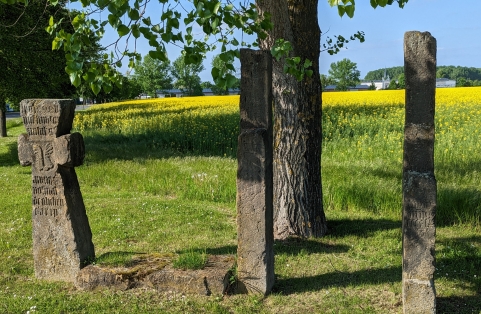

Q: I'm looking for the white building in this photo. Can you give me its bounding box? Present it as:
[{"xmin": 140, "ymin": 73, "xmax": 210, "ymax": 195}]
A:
[
  {"xmin": 436, "ymin": 78, "xmax": 456, "ymax": 88},
  {"xmin": 359, "ymin": 80, "xmax": 389, "ymax": 90}
]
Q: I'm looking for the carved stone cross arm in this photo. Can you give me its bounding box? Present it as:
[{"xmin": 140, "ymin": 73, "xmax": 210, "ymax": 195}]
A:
[{"xmin": 18, "ymin": 132, "xmax": 84, "ymax": 169}]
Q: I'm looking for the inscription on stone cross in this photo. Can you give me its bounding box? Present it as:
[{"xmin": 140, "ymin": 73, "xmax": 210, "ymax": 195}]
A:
[
  {"xmin": 402, "ymin": 31, "xmax": 437, "ymax": 314},
  {"xmin": 18, "ymin": 99, "xmax": 95, "ymax": 282}
]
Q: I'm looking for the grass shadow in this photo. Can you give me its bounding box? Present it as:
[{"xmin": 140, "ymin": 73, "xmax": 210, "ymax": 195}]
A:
[
  {"xmin": 79, "ymin": 111, "xmax": 240, "ymax": 162},
  {"xmin": 274, "ymin": 237, "xmax": 351, "ymax": 256},
  {"xmin": 437, "ymin": 296, "xmax": 481, "ymax": 313},
  {"xmin": 274, "ymin": 235, "xmax": 480, "ymax": 312},
  {"xmin": 273, "ymin": 265, "xmax": 402, "ymax": 295},
  {"xmin": 177, "ymin": 246, "xmax": 238, "ymax": 256},
  {"xmin": 0, "ymin": 140, "xmax": 19, "ymax": 167},
  {"xmin": 326, "ymin": 218, "xmax": 401, "ymax": 238},
  {"xmin": 437, "ymin": 187, "xmax": 481, "ymax": 227}
]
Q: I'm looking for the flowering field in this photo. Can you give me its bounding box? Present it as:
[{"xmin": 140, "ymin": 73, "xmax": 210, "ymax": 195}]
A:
[
  {"xmin": 74, "ymin": 88, "xmax": 481, "ymax": 161},
  {"xmin": 75, "ymin": 88, "xmax": 481, "ymax": 224},
  {"xmin": 74, "ymin": 96, "xmax": 240, "ymax": 157},
  {"xmin": 323, "ymin": 88, "xmax": 481, "ymax": 167}
]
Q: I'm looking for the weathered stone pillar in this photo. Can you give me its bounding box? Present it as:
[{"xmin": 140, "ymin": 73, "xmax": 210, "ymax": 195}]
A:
[
  {"xmin": 403, "ymin": 31, "xmax": 437, "ymax": 314},
  {"xmin": 18, "ymin": 99, "xmax": 95, "ymax": 282},
  {"xmin": 236, "ymin": 49, "xmax": 274, "ymax": 294},
  {"xmin": 0, "ymin": 105, "xmax": 7, "ymax": 137}
]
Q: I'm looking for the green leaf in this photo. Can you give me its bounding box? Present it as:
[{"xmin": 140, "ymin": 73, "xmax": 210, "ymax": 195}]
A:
[
  {"xmin": 149, "ymin": 50, "xmax": 167, "ymax": 62},
  {"xmin": 304, "ymin": 59, "xmax": 313, "ymax": 68},
  {"xmin": 52, "ymin": 38, "xmax": 62, "ymax": 50},
  {"xmin": 161, "ymin": 32, "xmax": 172, "ymax": 42},
  {"xmin": 142, "ymin": 17, "xmax": 151, "ymax": 26},
  {"xmin": 169, "ymin": 18, "xmax": 179, "ymax": 29},
  {"xmin": 213, "ymin": 2, "xmax": 221, "ymax": 14},
  {"xmin": 102, "ymin": 81, "xmax": 113, "ymax": 93},
  {"xmin": 211, "ymin": 17, "xmax": 219, "ymax": 30},
  {"xmin": 211, "ymin": 67, "xmax": 220, "ymax": 80},
  {"xmin": 66, "ymin": 61, "xmax": 83, "ymax": 72},
  {"xmin": 49, "ymin": 16, "xmax": 54, "ymax": 26},
  {"xmin": 337, "ymin": 5, "xmax": 346, "ymax": 17},
  {"xmin": 117, "ymin": 24, "xmax": 130, "ymax": 37},
  {"xmin": 225, "ymin": 74, "xmax": 237, "ymax": 88},
  {"xmin": 108, "ymin": 14, "xmax": 118, "ymax": 27},
  {"xmin": 128, "ymin": 9, "xmax": 140, "ymax": 20},
  {"xmin": 345, "ymin": 5, "xmax": 355, "ymax": 18},
  {"xmin": 82, "ymin": 72, "xmax": 96, "ymax": 83},
  {"xmin": 69, "ymin": 72, "xmax": 81, "ymax": 87},
  {"xmin": 378, "ymin": 0, "xmax": 389, "ymax": 7},
  {"xmin": 370, "ymin": 0, "xmax": 378, "ymax": 8},
  {"xmin": 90, "ymin": 81, "xmax": 102, "ymax": 95},
  {"xmin": 131, "ymin": 25, "xmax": 140, "ymax": 38}
]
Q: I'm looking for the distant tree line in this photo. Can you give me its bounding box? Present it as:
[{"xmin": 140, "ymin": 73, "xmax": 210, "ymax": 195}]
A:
[{"xmin": 365, "ymin": 66, "xmax": 481, "ymax": 87}]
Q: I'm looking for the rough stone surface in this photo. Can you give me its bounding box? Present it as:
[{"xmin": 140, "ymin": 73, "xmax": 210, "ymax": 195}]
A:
[
  {"xmin": 236, "ymin": 49, "xmax": 274, "ymax": 295},
  {"xmin": 403, "ymin": 32, "xmax": 437, "ymax": 314},
  {"xmin": 18, "ymin": 99, "xmax": 95, "ymax": 282},
  {"xmin": 75, "ymin": 254, "xmax": 235, "ymax": 296}
]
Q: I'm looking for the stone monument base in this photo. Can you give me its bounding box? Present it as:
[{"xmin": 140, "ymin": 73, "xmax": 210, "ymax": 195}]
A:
[{"xmin": 75, "ymin": 254, "xmax": 236, "ymax": 296}]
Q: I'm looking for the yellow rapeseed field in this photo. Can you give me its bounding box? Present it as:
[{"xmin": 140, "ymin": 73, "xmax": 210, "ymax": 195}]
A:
[{"xmin": 73, "ymin": 87, "xmax": 481, "ymax": 158}]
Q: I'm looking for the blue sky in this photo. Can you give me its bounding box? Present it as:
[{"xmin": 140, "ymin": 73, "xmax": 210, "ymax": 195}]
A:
[
  {"xmin": 318, "ymin": 0, "xmax": 481, "ymax": 79},
  {"xmin": 83, "ymin": 1, "xmax": 481, "ymax": 81}
]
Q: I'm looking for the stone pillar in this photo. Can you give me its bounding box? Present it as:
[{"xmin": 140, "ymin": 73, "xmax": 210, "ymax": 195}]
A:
[
  {"xmin": 236, "ymin": 49, "xmax": 274, "ymax": 294},
  {"xmin": 18, "ymin": 99, "xmax": 95, "ymax": 282},
  {"xmin": 402, "ymin": 31, "xmax": 437, "ymax": 314},
  {"xmin": 1, "ymin": 107, "xmax": 6, "ymax": 137}
]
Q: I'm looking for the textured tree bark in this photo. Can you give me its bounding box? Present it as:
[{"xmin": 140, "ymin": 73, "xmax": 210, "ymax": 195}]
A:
[{"xmin": 256, "ymin": 0, "xmax": 327, "ymax": 239}]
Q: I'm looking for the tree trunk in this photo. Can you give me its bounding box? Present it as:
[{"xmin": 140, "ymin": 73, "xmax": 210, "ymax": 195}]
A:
[
  {"xmin": 0, "ymin": 99, "xmax": 7, "ymax": 137},
  {"xmin": 256, "ymin": 0, "xmax": 327, "ymax": 239}
]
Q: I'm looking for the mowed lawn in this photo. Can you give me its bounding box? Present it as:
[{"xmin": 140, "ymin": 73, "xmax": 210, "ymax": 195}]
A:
[{"xmin": 0, "ymin": 90, "xmax": 480, "ymax": 313}]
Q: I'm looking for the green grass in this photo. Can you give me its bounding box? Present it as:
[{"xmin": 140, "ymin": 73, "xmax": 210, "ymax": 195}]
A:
[
  {"xmin": 173, "ymin": 249, "xmax": 208, "ymax": 270},
  {"xmin": 1, "ymin": 98, "xmax": 480, "ymax": 314}
]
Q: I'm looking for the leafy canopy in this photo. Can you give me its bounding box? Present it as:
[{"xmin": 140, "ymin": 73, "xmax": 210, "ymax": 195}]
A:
[
  {"xmin": 327, "ymin": 58, "xmax": 360, "ymax": 91},
  {"xmin": 0, "ymin": 0, "xmax": 410, "ymax": 94},
  {"xmin": 328, "ymin": 0, "xmax": 409, "ymax": 18},
  {"xmin": 134, "ymin": 54, "xmax": 172, "ymax": 96}
]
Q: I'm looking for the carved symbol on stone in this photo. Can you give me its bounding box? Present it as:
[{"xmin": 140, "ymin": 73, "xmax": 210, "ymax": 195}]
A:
[
  {"xmin": 32, "ymin": 143, "xmax": 55, "ymax": 171},
  {"xmin": 43, "ymin": 143, "xmax": 54, "ymax": 170}
]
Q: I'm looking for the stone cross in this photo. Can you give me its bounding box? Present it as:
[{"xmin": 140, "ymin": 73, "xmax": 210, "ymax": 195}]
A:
[
  {"xmin": 236, "ymin": 49, "xmax": 275, "ymax": 294},
  {"xmin": 18, "ymin": 99, "xmax": 95, "ymax": 282},
  {"xmin": 402, "ymin": 31, "xmax": 437, "ymax": 314}
]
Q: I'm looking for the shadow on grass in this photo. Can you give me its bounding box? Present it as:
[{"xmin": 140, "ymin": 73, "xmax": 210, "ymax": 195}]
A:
[
  {"xmin": 437, "ymin": 296, "xmax": 481, "ymax": 313},
  {"xmin": 437, "ymin": 187, "xmax": 481, "ymax": 227},
  {"xmin": 177, "ymin": 246, "xmax": 238, "ymax": 256},
  {"xmin": 273, "ymin": 235, "xmax": 480, "ymax": 312},
  {"xmin": 274, "ymin": 264, "xmax": 402, "ymax": 294},
  {"xmin": 0, "ymin": 140, "xmax": 19, "ymax": 166},
  {"xmin": 274, "ymin": 237, "xmax": 351, "ymax": 256},
  {"xmin": 78, "ymin": 111, "xmax": 240, "ymax": 162},
  {"xmin": 325, "ymin": 161, "xmax": 480, "ymax": 227},
  {"xmin": 327, "ymin": 218, "xmax": 401, "ymax": 238}
]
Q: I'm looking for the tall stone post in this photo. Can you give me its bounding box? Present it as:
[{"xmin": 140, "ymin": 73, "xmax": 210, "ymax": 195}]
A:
[
  {"xmin": 18, "ymin": 99, "xmax": 95, "ymax": 282},
  {"xmin": 402, "ymin": 31, "xmax": 437, "ymax": 313},
  {"xmin": 236, "ymin": 49, "xmax": 275, "ymax": 294},
  {"xmin": 0, "ymin": 105, "xmax": 6, "ymax": 137}
]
